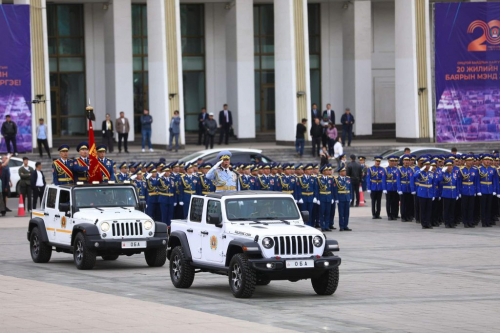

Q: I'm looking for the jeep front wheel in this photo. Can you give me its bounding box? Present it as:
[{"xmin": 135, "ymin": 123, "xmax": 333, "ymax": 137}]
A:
[
  {"xmin": 73, "ymin": 233, "xmax": 96, "ymax": 270},
  {"xmin": 169, "ymin": 246, "xmax": 195, "ymax": 288},
  {"xmin": 30, "ymin": 227, "xmax": 52, "ymax": 263},
  {"xmin": 228, "ymin": 253, "xmax": 256, "ymax": 298},
  {"xmin": 101, "ymin": 255, "xmax": 119, "ymax": 261},
  {"xmin": 145, "ymin": 247, "xmax": 167, "ymax": 267},
  {"xmin": 311, "ymin": 253, "xmax": 339, "ymax": 296}
]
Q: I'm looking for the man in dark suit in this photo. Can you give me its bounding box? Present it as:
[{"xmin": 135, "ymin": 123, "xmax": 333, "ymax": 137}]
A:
[
  {"xmin": 0, "ymin": 155, "xmax": 11, "ymax": 215},
  {"xmin": 101, "ymin": 113, "xmax": 114, "ymax": 153},
  {"xmin": 311, "ymin": 103, "xmax": 320, "ymax": 121},
  {"xmin": 218, "ymin": 104, "xmax": 233, "ymax": 145},
  {"xmin": 31, "ymin": 161, "xmax": 46, "ymax": 209},
  {"xmin": 18, "ymin": 157, "xmax": 34, "ymax": 212},
  {"xmin": 322, "ymin": 103, "xmax": 335, "ymax": 125},
  {"xmin": 198, "ymin": 107, "xmax": 208, "ymax": 145},
  {"xmin": 346, "ymin": 154, "xmax": 363, "ymax": 206},
  {"xmin": 341, "ymin": 108, "xmax": 355, "ymax": 147}
]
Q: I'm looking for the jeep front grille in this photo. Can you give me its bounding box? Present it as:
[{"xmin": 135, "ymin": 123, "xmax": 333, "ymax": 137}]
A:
[
  {"xmin": 273, "ymin": 236, "xmax": 314, "ymax": 256},
  {"xmin": 112, "ymin": 222, "xmax": 143, "ymax": 237}
]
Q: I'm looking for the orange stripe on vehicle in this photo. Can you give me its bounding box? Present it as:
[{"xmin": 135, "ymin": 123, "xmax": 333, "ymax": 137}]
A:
[
  {"xmin": 46, "ymin": 227, "xmax": 55, "ymax": 231},
  {"xmin": 32, "ymin": 212, "xmax": 44, "ymax": 217},
  {"xmin": 56, "ymin": 229, "xmax": 72, "ymax": 234}
]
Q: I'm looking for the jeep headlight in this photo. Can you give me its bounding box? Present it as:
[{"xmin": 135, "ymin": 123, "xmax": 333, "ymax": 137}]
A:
[
  {"xmin": 262, "ymin": 237, "xmax": 274, "ymax": 249},
  {"xmin": 144, "ymin": 220, "xmax": 153, "ymax": 230},
  {"xmin": 313, "ymin": 236, "xmax": 323, "ymax": 247},
  {"xmin": 100, "ymin": 222, "xmax": 110, "ymax": 232}
]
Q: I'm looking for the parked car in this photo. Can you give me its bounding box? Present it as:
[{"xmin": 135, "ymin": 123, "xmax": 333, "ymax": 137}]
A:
[
  {"xmin": 365, "ymin": 147, "xmax": 458, "ymax": 168},
  {"xmin": 179, "ymin": 149, "xmax": 273, "ymax": 165},
  {"xmin": 4, "ymin": 157, "xmax": 37, "ymax": 195}
]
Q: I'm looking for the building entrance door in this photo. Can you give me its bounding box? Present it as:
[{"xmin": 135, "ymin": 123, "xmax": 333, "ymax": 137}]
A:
[{"xmin": 258, "ymin": 84, "xmax": 275, "ymax": 132}]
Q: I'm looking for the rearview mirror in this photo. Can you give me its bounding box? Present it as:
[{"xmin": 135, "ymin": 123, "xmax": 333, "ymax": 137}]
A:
[
  {"xmin": 59, "ymin": 202, "xmax": 70, "ymax": 213},
  {"xmin": 301, "ymin": 211, "xmax": 309, "ymax": 224},
  {"xmin": 208, "ymin": 213, "xmax": 222, "ymax": 227},
  {"xmin": 137, "ymin": 201, "xmax": 147, "ymax": 213}
]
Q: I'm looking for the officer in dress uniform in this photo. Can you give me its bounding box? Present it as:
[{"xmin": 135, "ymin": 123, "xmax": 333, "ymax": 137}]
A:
[
  {"xmin": 133, "ymin": 171, "xmax": 148, "ymax": 203},
  {"xmin": 178, "ymin": 163, "xmax": 201, "ymax": 218},
  {"xmin": 412, "ymin": 156, "xmax": 425, "ymax": 223},
  {"xmin": 73, "ymin": 142, "xmax": 90, "ymax": 183},
  {"xmin": 116, "ymin": 162, "xmax": 129, "ymax": 183},
  {"xmin": 334, "ymin": 164, "xmax": 352, "ymax": 231},
  {"xmin": 96, "ymin": 145, "xmax": 116, "ymax": 183},
  {"xmin": 146, "ymin": 168, "xmax": 160, "ymax": 221},
  {"xmin": 457, "ymin": 155, "xmax": 478, "ymax": 228},
  {"xmin": 316, "ymin": 164, "xmax": 336, "ymax": 232},
  {"xmin": 397, "ymin": 155, "xmax": 414, "ymax": 222},
  {"xmin": 52, "ymin": 145, "xmax": 75, "ymax": 185},
  {"xmin": 367, "ymin": 156, "xmax": 385, "ymax": 219},
  {"xmin": 280, "ymin": 164, "xmax": 299, "ymax": 202},
  {"xmin": 298, "ymin": 164, "xmax": 316, "ymax": 226},
  {"xmin": 257, "ymin": 164, "xmax": 276, "ymax": 191},
  {"xmin": 199, "ymin": 163, "xmax": 216, "ymax": 194},
  {"xmin": 477, "ymin": 154, "xmax": 496, "ymax": 227},
  {"xmin": 158, "ymin": 165, "xmax": 177, "ymax": 226},
  {"xmin": 437, "ymin": 159, "xmax": 459, "ymax": 228},
  {"xmin": 311, "ymin": 164, "xmax": 321, "ymax": 228},
  {"xmin": 271, "ymin": 163, "xmax": 282, "ymax": 192},
  {"xmin": 412, "ymin": 159, "xmax": 435, "ymax": 229},
  {"xmin": 383, "ymin": 156, "xmax": 400, "ymax": 221},
  {"xmin": 238, "ymin": 164, "xmax": 253, "ymax": 191},
  {"xmin": 206, "ymin": 151, "xmax": 239, "ymax": 192}
]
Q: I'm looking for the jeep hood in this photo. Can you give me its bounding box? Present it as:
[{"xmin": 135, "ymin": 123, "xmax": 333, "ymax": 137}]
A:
[
  {"xmin": 226, "ymin": 222, "xmax": 322, "ymax": 238},
  {"xmin": 74, "ymin": 208, "xmax": 150, "ymax": 222}
]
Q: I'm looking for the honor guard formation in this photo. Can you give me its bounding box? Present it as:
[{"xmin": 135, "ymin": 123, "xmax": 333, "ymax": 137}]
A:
[{"xmin": 52, "ymin": 143, "xmax": 500, "ymax": 231}]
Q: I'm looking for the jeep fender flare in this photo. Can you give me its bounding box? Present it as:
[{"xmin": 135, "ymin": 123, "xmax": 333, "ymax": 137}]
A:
[
  {"xmin": 167, "ymin": 230, "xmax": 192, "ymax": 261},
  {"xmin": 324, "ymin": 239, "xmax": 340, "ymax": 252},
  {"xmin": 225, "ymin": 239, "xmax": 262, "ymax": 267},
  {"xmin": 153, "ymin": 222, "xmax": 168, "ymax": 237},
  {"xmin": 27, "ymin": 218, "xmax": 49, "ymax": 242},
  {"xmin": 71, "ymin": 223, "xmax": 100, "ymax": 246}
]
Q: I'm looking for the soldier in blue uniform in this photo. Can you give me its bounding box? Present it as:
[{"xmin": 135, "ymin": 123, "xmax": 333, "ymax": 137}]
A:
[
  {"xmin": 96, "ymin": 145, "xmax": 115, "ymax": 183},
  {"xmin": 477, "ymin": 155, "xmax": 496, "ymax": 227},
  {"xmin": 116, "ymin": 162, "xmax": 129, "ymax": 183},
  {"xmin": 133, "ymin": 171, "xmax": 148, "ymax": 202},
  {"xmin": 334, "ymin": 164, "xmax": 352, "ymax": 231},
  {"xmin": 279, "ymin": 164, "xmax": 299, "ymax": 202},
  {"xmin": 206, "ymin": 151, "xmax": 239, "ymax": 192},
  {"xmin": 146, "ymin": 168, "xmax": 160, "ymax": 221},
  {"xmin": 271, "ymin": 163, "xmax": 282, "ymax": 191},
  {"xmin": 367, "ymin": 156, "xmax": 385, "ymax": 219},
  {"xmin": 316, "ymin": 164, "xmax": 336, "ymax": 231},
  {"xmin": 199, "ymin": 163, "xmax": 216, "ymax": 194},
  {"xmin": 158, "ymin": 165, "xmax": 177, "ymax": 226},
  {"xmin": 298, "ymin": 164, "xmax": 316, "ymax": 226},
  {"xmin": 238, "ymin": 164, "xmax": 254, "ymax": 191},
  {"xmin": 178, "ymin": 163, "xmax": 201, "ymax": 218},
  {"xmin": 73, "ymin": 142, "xmax": 90, "ymax": 183},
  {"xmin": 457, "ymin": 155, "xmax": 478, "ymax": 228},
  {"xmin": 412, "ymin": 159, "xmax": 435, "ymax": 229},
  {"xmin": 437, "ymin": 160, "xmax": 459, "ymax": 228},
  {"xmin": 383, "ymin": 156, "xmax": 400, "ymax": 221},
  {"xmin": 397, "ymin": 155, "xmax": 414, "ymax": 222},
  {"xmin": 52, "ymin": 145, "xmax": 75, "ymax": 185}
]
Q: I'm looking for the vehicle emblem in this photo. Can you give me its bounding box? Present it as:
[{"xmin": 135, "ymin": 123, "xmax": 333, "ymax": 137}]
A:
[
  {"xmin": 210, "ymin": 235, "xmax": 217, "ymax": 250},
  {"xmin": 61, "ymin": 216, "xmax": 67, "ymax": 229}
]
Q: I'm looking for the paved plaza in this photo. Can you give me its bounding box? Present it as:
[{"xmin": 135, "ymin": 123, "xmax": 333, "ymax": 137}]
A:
[{"xmin": 1, "ymin": 198, "xmax": 500, "ymax": 333}]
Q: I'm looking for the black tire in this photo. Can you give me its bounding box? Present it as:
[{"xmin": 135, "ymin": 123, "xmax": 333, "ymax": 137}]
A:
[
  {"xmin": 30, "ymin": 227, "xmax": 52, "ymax": 263},
  {"xmin": 145, "ymin": 247, "xmax": 167, "ymax": 267},
  {"xmin": 228, "ymin": 253, "xmax": 256, "ymax": 298},
  {"xmin": 169, "ymin": 246, "xmax": 195, "ymax": 288},
  {"xmin": 73, "ymin": 232, "xmax": 96, "ymax": 270},
  {"xmin": 256, "ymin": 277, "xmax": 271, "ymax": 286},
  {"xmin": 311, "ymin": 252, "xmax": 339, "ymax": 296},
  {"xmin": 101, "ymin": 255, "xmax": 119, "ymax": 261}
]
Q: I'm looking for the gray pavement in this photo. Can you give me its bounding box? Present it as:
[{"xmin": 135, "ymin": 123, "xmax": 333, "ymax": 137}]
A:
[{"xmin": 1, "ymin": 199, "xmax": 500, "ymax": 332}]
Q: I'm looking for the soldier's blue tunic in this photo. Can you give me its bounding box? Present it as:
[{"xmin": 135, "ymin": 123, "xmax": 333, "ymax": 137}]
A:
[
  {"xmin": 316, "ymin": 175, "xmax": 335, "ymax": 231},
  {"xmin": 366, "ymin": 166, "xmax": 385, "ymax": 191},
  {"xmin": 158, "ymin": 176, "xmax": 177, "ymax": 226},
  {"xmin": 297, "ymin": 174, "xmax": 316, "ymax": 226},
  {"xmin": 200, "ymin": 174, "xmax": 216, "ymax": 194},
  {"xmin": 73, "ymin": 157, "xmax": 89, "ymax": 183},
  {"xmin": 334, "ymin": 176, "xmax": 351, "ymax": 230},
  {"xmin": 437, "ymin": 170, "xmax": 459, "ymax": 199},
  {"xmin": 178, "ymin": 174, "xmax": 201, "ymax": 218},
  {"xmin": 146, "ymin": 176, "xmax": 160, "ymax": 221},
  {"xmin": 133, "ymin": 178, "xmax": 148, "ymax": 201},
  {"xmin": 98, "ymin": 157, "xmax": 116, "ymax": 183},
  {"xmin": 52, "ymin": 158, "xmax": 75, "ymax": 185},
  {"xmin": 116, "ymin": 172, "xmax": 129, "ymax": 183}
]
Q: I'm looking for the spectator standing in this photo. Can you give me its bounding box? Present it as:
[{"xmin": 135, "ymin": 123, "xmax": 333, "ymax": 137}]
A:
[
  {"xmin": 18, "ymin": 157, "xmax": 34, "ymax": 212},
  {"xmin": 333, "ymin": 137, "xmax": 343, "ymax": 166},
  {"xmin": 0, "ymin": 154, "xmax": 11, "ymax": 213},
  {"xmin": 311, "ymin": 103, "xmax": 320, "ymax": 121},
  {"xmin": 168, "ymin": 110, "xmax": 181, "ymax": 152},
  {"xmin": 340, "ymin": 108, "xmax": 355, "ymax": 147},
  {"xmin": 115, "ymin": 111, "xmax": 130, "ymax": 153},
  {"xmin": 140, "ymin": 109, "xmax": 153, "ymax": 152},
  {"xmin": 322, "ymin": 103, "xmax": 336, "ymax": 125},
  {"xmin": 30, "ymin": 161, "xmax": 46, "ymax": 209},
  {"xmin": 101, "ymin": 114, "xmax": 114, "ymax": 153},
  {"xmin": 310, "ymin": 118, "xmax": 323, "ymax": 157},
  {"xmin": 295, "ymin": 118, "xmax": 307, "ymax": 158},
  {"xmin": 326, "ymin": 123, "xmax": 337, "ymax": 156},
  {"xmin": 218, "ymin": 104, "xmax": 233, "ymax": 145},
  {"xmin": 1, "ymin": 115, "xmax": 18, "ymax": 156},
  {"xmin": 198, "ymin": 107, "xmax": 208, "ymax": 145},
  {"xmin": 346, "ymin": 154, "xmax": 363, "ymax": 207},
  {"xmin": 204, "ymin": 112, "xmax": 217, "ymax": 149},
  {"xmin": 35, "ymin": 118, "xmax": 51, "ymax": 159}
]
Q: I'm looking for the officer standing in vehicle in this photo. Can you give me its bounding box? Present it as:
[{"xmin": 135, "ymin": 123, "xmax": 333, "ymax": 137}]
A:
[
  {"xmin": 206, "ymin": 150, "xmax": 239, "ymax": 192},
  {"xmin": 96, "ymin": 145, "xmax": 115, "ymax": 183},
  {"xmin": 367, "ymin": 156, "xmax": 385, "ymax": 219},
  {"xmin": 52, "ymin": 145, "xmax": 74, "ymax": 185},
  {"xmin": 334, "ymin": 164, "xmax": 352, "ymax": 231},
  {"xmin": 73, "ymin": 142, "xmax": 90, "ymax": 183}
]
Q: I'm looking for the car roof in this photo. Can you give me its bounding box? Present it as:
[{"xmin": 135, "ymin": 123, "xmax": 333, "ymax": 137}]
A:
[
  {"xmin": 206, "ymin": 191, "xmax": 290, "ymax": 199},
  {"xmin": 50, "ymin": 183, "xmax": 135, "ymax": 190}
]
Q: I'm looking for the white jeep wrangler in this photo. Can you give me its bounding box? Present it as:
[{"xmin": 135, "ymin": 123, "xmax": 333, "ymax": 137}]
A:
[
  {"xmin": 27, "ymin": 183, "xmax": 168, "ymax": 270},
  {"xmin": 167, "ymin": 191, "xmax": 341, "ymax": 298}
]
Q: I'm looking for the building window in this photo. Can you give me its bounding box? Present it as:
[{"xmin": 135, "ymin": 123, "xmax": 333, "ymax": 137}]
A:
[
  {"xmin": 308, "ymin": 3, "xmax": 321, "ymax": 109},
  {"xmin": 181, "ymin": 4, "xmax": 205, "ymax": 132},
  {"xmin": 132, "ymin": 4, "xmax": 148, "ymax": 135},
  {"xmin": 48, "ymin": 4, "xmax": 86, "ymax": 137},
  {"xmin": 254, "ymin": 4, "xmax": 275, "ymax": 132}
]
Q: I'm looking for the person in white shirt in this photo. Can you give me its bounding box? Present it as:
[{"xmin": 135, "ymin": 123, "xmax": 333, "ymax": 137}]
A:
[
  {"xmin": 333, "ymin": 137, "xmax": 343, "ymax": 167},
  {"xmin": 31, "ymin": 162, "xmax": 46, "ymax": 209}
]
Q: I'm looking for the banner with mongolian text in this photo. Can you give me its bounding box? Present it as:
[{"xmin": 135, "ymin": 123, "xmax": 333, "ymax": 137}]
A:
[{"xmin": 435, "ymin": 2, "xmax": 500, "ymax": 143}]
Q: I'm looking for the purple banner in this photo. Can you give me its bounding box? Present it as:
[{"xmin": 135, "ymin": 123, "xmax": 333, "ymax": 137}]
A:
[
  {"xmin": 0, "ymin": 5, "xmax": 32, "ymax": 153},
  {"xmin": 435, "ymin": 2, "xmax": 500, "ymax": 143}
]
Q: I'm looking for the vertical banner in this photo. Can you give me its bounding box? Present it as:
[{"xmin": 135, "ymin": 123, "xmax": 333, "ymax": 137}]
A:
[
  {"xmin": 435, "ymin": 2, "xmax": 500, "ymax": 143},
  {"xmin": 0, "ymin": 5, "xmax": 32, "ymax": 152}
]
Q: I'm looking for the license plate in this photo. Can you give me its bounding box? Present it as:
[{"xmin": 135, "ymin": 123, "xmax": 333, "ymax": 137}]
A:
[
  {"xmin": 286, "ymin": 260, "xmax": 314, "ymax": 269},
  {"xmin": 121, "ymin": 241, "xmax": 146, "ymax": 249}
]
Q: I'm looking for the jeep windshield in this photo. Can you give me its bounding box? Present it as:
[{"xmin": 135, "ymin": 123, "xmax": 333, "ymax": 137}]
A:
[
  {"xmin": 74, "ymin": 187, "xmax": 138, "ymax": 209},
  {"xmin": 225, "ymin": 197, "xmax": 300, "ymax": 221}
]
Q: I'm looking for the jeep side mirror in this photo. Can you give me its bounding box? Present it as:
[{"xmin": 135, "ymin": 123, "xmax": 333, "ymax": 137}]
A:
[
  {"xmin": 59, "ymin": 202, "xmax": 70, "ymax": 213},
  {"xmin": 301, "ymin": 211, "xmax": 309, "ymax": 224},
  {"xmin": 208, "ymin": 213, "xmax": 221, "ymax": 227},
  {"xmin": 137, "ymin": 201, "xmax": 147, "ymax": 213}
]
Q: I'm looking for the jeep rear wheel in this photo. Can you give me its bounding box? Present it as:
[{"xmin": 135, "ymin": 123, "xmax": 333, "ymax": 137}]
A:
[
  {"xmin": 145, "ymin": 247, "xmax": 167, "ymax": 267},
  {"xmin": 73, "ymin": 233, "xmax": 96, "ymax": 270},
  {"xmin": 30, "ymin": 227, "xmax": 52, "ymax": 263},
  {"xmin": 229, "ymin": 253, "xmax": 256, "ymax": 298},
  {"xmin": 101, "ymin": 255, "xmax": 119, "ymax": 261},
  {"xmin": 169, "ymin": 246, "xmax": 195, "ymax": 288},
  {"xmin": 311, "ymin": 252, "xmax": 339, "ymax": 296}
]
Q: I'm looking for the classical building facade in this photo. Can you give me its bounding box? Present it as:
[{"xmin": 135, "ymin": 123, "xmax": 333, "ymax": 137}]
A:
[{"xmin": 4, "ymin": 0, "xmax": 447, "ymax": 147}]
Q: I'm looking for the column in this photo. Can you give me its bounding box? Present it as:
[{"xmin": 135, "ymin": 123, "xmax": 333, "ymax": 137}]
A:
[
  {"xmin": 225, "ymin": 0, "xmax": 255, "ymax": 139},
  {"xmin": 103, "ymin": 0, "xmax": 134, "ymax": 141},
  {"xmin": 274, "ymin": 0, "xmax": 310, "ymax": 143},
  {"xmin": 147, "ymin": 0, "xmax": 170, "ymax": 146}
]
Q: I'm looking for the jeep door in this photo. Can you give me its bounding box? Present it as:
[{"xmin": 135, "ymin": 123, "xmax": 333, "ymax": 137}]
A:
[
  {"xmin": 44, "ymin": 187, "xmax": 58, "ymax": 242},
  {"xmin": 201, "ymin": 199, "xmax": 224, "ymax": 264},
  {"xmin": 55, "ymin": 189, "xmax": 72, "ymax": 245},
  {"xmin": 186, "ymin": 197, "xmax": 204, "ymax": 259}
]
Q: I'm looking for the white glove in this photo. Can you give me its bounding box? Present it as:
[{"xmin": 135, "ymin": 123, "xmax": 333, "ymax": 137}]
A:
[
  {"xmin": 383, "ymin": 190, "xmax": 387, "ymax": 194},
  {"xmin": 398, "ymin": 191, "xmax": 403, "ymax": 195},
  {"xmin": 497, "ymin": 194, "xmax": 500, "ymax": 198},
  {"xmin": 335, "ymin": 200, "xmax": 339, "ymax": 204},
  {"xmin": 494, "ymin": 192, "xmax": 497, "ymax": 196},
  {"xmin": 313, "ymin": 198, "xmax": 318, "ymax": 204},
  {"xmin": 477, "ymin": 193, "xmax": 482, "ymax": 197},
  {"xmin": 317, "ymin": 201, "xmax": 321, "ymax": 206},
  {"xmin": 367, "ymin": 190, "xmax": 371, "ymax": 194},
  {"xmin": 295, "ymin": 200, "xmax": 298, "ymax": 203},
  {"xmin": 432, "ymin": 197, "xmax": 435, "ymax": 201},
  {"xmin": 349, "ymin": 200, "xmax": 352, "ymax": 204},
  {"xmin": 411, "ymin": 192, "xmax": 416, "ymax": 195},
  {"xmin": 456, "ymin": 196, "xmax": 459, "ymax": 201},
  {"xmin": 179, "ymin": 202, "xmax": 184, "ymax": 206},
  {"xmin": 438, "ymin": 197, "xmax": 441, "ymax": 201},
  {"xmin": 215, "ymin": 160, "xmax": 223, "ymax": 167},
  {"xmin": 174, "ymin": 203, "xmax": 177, "ymax": 206},
  {"xmin": 331, "ymin": 199, "xmax": 334, "ymax": 204},
  {"xmin": 459, "ymin": 194, "xmax": 461, "ymax": 198},
  {"xmin": 299, "ymin": 199, "xmax": 304, "ymax": 204}
]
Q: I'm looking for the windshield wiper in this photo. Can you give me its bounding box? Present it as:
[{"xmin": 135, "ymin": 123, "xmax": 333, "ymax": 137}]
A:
[
  {"xmin": 92, "ymin": 207, "xmax": 104, "ymax": 211},
  {"xmin": 256, "ymin": 217, "xmax": 291, "ymax": 224},
  {"xmin": 230, "ymin": 218, "xmax": 267, "ymax": 225}
]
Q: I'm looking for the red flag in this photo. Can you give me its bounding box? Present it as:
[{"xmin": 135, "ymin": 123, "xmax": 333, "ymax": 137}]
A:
[{"xmin": 88, "ymin": 119, "xmax": 102, "ymax": 183}]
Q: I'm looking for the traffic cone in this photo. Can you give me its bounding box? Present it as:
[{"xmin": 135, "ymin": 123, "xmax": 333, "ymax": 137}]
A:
[
  {"xmin": 16, "ymin": 194, "xmax": 26, "ymax": 217},
  {"xmin": 359, "ymin": 185, "xmax": 365, "ymax": 206}
]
